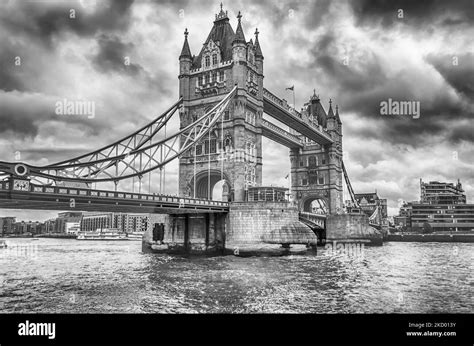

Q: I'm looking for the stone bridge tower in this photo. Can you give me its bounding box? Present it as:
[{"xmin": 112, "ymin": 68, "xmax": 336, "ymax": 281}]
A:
[
  {"xmin": 290, "ymin": 92, "xmax": 344, "ymax": 214},
  {"xmin": 178, "ymin": 6, "xmax": 264, "ymax": 202}
]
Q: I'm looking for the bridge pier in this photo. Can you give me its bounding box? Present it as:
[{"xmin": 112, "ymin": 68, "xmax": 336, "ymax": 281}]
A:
[
  {"xmin": 226, "ymin": 202, "xmax": 318, "ymax": 256},
  {"xmin": 325, "ymin": 213, "xmax": 383, "ymax": 246},
  {"xmin": 142, "ymin": 212, "xmax": 227, "ymax": 255}
]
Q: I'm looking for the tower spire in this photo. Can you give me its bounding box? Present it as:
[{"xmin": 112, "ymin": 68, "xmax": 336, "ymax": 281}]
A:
[
  {"xmin": 179, "ymin": 28, "xmax": 192, "ymax": 59},
  {"xmin": 254, "ymin": 28, "xmax": 263, "ymax": 59},
  {"xmin": 328, "ymin": 98, "xmax": 335, "ymax": 117},
  {"xmin": 335, "ymin": 104, "xmax": 342, "ymax": 124},
  {"xmin": 233, "ymin": 11, "xmax": 246, "ymax": 44},
  {"xmin": 215, "ymin": 2, "xmax": 228, "ymax": 22}
]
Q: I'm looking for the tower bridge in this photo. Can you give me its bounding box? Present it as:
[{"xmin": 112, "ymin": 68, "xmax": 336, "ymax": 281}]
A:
[{"xmin": 0, "ymin": 5, "xmax": 383, "ymax": 254}]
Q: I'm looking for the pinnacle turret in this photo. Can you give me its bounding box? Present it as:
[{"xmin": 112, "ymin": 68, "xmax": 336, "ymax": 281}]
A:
[
  {"xmin": 179, "ymin": 28, "xmax": 192, "ymax": 59},
  {"xmin": 255, "ymin": 28, "xmax": 263, "ymax": 59},
  {"xmin": 233, "ymin": 11, "xmax": 246, "ymax": 45}
]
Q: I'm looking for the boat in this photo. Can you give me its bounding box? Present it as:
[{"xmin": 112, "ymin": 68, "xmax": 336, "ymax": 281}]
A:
[
  {"xmin": 77, "ymin": 228, "xmax": 129, "ymax": 241},
  {"xmin": 0, "ymin": 240, "xmax": 7, "ymax": 248},
  {"xmin": 126, "ymin": 232, "xmax": 144, "ymax": 240}
]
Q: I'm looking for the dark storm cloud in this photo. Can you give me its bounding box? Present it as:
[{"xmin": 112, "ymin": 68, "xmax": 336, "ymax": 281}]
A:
[
  {"xmin": 92, "ymin": 35, "xmax": 145, "ymax": 75},
  {"xmin": 0, "ymin": 0, "xmax": 134, "ymax": 46},
  {"xmin": 0, "ymin": 46, "xmax": 27, "ymax": 92},
  {"xmin": 427, "ymin": 53, "xmax": 474, "ymax": 99},
  {"xmin": 351, "ymin": 0, "xmax": 474, "ymax": 28}
]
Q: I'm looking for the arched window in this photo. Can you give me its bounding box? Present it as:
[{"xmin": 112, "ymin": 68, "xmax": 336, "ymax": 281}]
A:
[
  {"xmin": 212, "ymin": 54, "xmax": 218, "ymax": 66},
  {"xmin": 205, "ymin": 56, "xmax": 210, "ymax": 67},
  {"xmin": 219, "ymin": 70, "xmax": 225, "ymax": 82},
  {"xmin": 212, "ymin": 72, "xmax": 217, "ymax": 83},
  {"xmin": 308, "ymin": 156, "xmax": 317, "ymax": 167},
  {"xmin": 207, "ymin": 73, "xmax": 211, "ymax": 84}
]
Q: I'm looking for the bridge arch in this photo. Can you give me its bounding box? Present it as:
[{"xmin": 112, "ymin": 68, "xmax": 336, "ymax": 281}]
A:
[
  {"xmin": 300, "ymin": 195, "xmax": 329, "ymax": 214},
  {"xmin": 190, "ymin": 169, "xmax": 232, "ymax": 201}
]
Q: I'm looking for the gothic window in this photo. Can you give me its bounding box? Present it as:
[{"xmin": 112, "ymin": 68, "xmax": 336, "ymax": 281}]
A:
[
  {"xmin": 207, "ymin": 73, "xmax": 212, "ymax": 84},
  {"xmin": 322, "ymin": 155, "xmax": 326, "ymax": 165},
  {"xmin": 196, "ymin": 144, "xmax": 202, "ymax": 156},
  {"xmin": 199, "ymin": 75, "xmax": 204, "ymax": 85},
  {"xmin": 219, "ymin": 70, "xmax": 225, "ymax": 82},
  {"xmin": 212, "ymin": 71, "xmax": 217, "ymax": 83},
  {"xmin": 224, "ymin": 110, "xmax": 230, "ymax": 120},
  {"xmin": 302, "ymin": 178, "xmax": 308, "ymax": 186},
  {"xmin": 212, "ymin": 54, "xmax": 218, "ymax": 66},
  {"xmin": 299, "ymin": 159, "xmax": 304, "ymax": 167},
  {"xmin": 224, "ymin": 134, "xmax": 232, "ymax": 149},
  {"xmin": 210, "ymin": 139, "xmax": 217, "ymax": 153},
  {"xmin": 309, "ymin": 173, "xmax": 317, "ymax": 185},
  {"xmin": 318, "ymin": 174, "xmax": 325, "ymax": 185},
  {"xmin": 249, "ymin": 72, "xmax": 254, "ymax": 83},
  {"xmin": 308, "ymin": 156, "xmax": 316, "ymax": 167},
  {"xmin": 205, "ymin": 56, "xmax": 210, "ymax": 67}
]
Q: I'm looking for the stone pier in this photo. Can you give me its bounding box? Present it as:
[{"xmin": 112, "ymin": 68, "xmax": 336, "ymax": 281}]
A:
[
  {"xmin": 326, "ymin": 213, "xmax": 383, "ymax": 246},
  {"xmin": 226, "ymin": 202, "xmax": 318, "ymax": 256},
  {"xmin": 142, "ymin": 212, "xmax": 227, "ymax": 255}
]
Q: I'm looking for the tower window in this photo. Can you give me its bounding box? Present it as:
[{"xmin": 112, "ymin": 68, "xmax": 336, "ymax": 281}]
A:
[
  {"xmin": 205, "ymin": 56, "xmax": 210, "ymax": 67},
  {"xmin": 207, "ymin": 73, "xmax": 211, "ymax": 84},
  {"xmin": 212, "ymin": 72, "xmax": 217, "ymax": 83},
  {"xmin": 212, "ymin": 54, "xmax": 218, "ymax": 66},
  {"xmin": 211, "ymin": 139, "xmax": 217, "ymax": 153},
  {"xmin": 318, "ymin": 175, "xmax": 325, "ymax": 185},
  {"xmin": 219, "ymin": 70, "xmax": 225, "ymax": 82}
]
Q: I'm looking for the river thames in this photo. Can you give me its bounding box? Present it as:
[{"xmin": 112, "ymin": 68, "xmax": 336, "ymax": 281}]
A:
[{"xmin": 0, "ymin": 238, "xmax": 472, "ymax": 313}]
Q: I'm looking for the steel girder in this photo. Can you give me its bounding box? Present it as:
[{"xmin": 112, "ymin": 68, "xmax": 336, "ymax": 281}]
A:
[{"xmin": 0, "ymin": 87, "xmax": 237, "ymax": 184}]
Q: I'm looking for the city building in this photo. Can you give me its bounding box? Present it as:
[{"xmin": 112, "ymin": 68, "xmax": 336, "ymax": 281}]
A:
[
  {"xmin": 396, "ymin": 179, "xmax": 474, "ymax": 232},
  {"xmin": 393, "ymin": 202, "xmax": 413, "ymax": 229},
  {"xmin": 0, "ymin": 216, "xmax": 16, "ymax": 236},
  {"xmin": 420, "ymin": 179, "xmax": 466, "ymax": 204},
  {"xmin": 65, "ymin": 222, "xmax": 81, "ymax": 235},
  {"xmin": 347, "ymin": 192, "xmax": 388, "ymax": 224},
  {"xmin": 54, "ymin": 212, "xmax": 83, "ymax": 233},
  {"xmin": 411, "ymin": 203, "xmax": 474, "ymax": 232},
  {"xmin": 80, "ymin": 212, "xmax": 149, "ymax": 233}
]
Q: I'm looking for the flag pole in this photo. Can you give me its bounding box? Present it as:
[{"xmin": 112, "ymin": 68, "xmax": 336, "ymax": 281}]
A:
[{"xmin": 292, "ymin": 87, "xmax": 295, "ymax": 111}]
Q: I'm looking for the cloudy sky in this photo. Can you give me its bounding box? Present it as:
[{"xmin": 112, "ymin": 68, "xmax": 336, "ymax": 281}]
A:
[{"xmin": 0, "ymin": 0, "xmax": 473, "ymax": 221}]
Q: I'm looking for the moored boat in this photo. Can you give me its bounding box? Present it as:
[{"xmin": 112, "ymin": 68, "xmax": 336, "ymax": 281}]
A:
[{"xmin": 77, "ymin": 229, "xmax": 129, "ymax": 241}]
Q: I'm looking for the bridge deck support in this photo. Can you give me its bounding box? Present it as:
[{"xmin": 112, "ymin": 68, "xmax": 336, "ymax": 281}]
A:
[
  {"xmin": 325, "ymin": 213, "xmax": 383, "ymax": 246},
  {"xmin": 142, "ymin": 212, "xmax": 227, "ymax": 255},
  {"xmin": 226, "ymin": 202, "xmax": 318, "ymax": 256}
]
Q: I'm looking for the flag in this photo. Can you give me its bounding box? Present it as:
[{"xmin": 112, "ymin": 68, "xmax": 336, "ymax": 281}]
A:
[
  {"xmin": 286, "ymin": 85, "xmax": 294, "ymax": 91},
  {"xmin": 285, "ymin": 174, "xmax": 289, "ymax": 179}
]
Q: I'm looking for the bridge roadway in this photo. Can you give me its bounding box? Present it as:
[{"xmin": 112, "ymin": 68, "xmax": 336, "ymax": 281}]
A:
[
  {"xmin": 0, "ymin": 180, "xmax": 228, "ymax": 214},
  {"xmin": 299, "ymin": 211, "xmax": 326, "ymax": 229},
  {"xmin": 263, "ymin": 88, "xmax": 334, "ymax": 146}
]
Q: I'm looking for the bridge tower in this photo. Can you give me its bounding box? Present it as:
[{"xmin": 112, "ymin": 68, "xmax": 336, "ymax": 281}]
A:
[
  {"xmin": 178, "ymin": 5, "xmax": 264, "ymax": 202},
  {"xmin": 290, "ymin": 92, "xmax": 344, "ymax": 215}
]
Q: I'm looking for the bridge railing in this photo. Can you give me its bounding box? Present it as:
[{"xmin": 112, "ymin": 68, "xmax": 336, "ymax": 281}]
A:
[
  {"xmin": 299, "ymin": 211, "xmax": 326, "ymax": 228},
  {"xmin": 0, "ymin": 180, "xmax": 229, "ymax": 208},
  {"xmin": 299, "ymin": 211, "xmax": 327, "ymax": 220}
]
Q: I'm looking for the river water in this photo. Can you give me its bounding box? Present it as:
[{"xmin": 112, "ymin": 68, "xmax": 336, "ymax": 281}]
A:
[{"xmin": 0, "ymin": 238, "xmax": 472, "ymax": 313}]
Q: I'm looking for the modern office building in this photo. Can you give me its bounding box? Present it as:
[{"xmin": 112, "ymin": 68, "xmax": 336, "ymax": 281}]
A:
[
  {"xmin": 396, "ymin": 179, "xmax": 474, "ymax": 232},
  {"xmin": 55, "ymin": 212, "xmax": 83, "ymax": 233},
  {"xmin": 80, "ymin": 212, "xmax": 149, "ymax": 233},
  {"xmin": 420, "ymin": 179, "xmax": 466, "ymax": 204}
]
